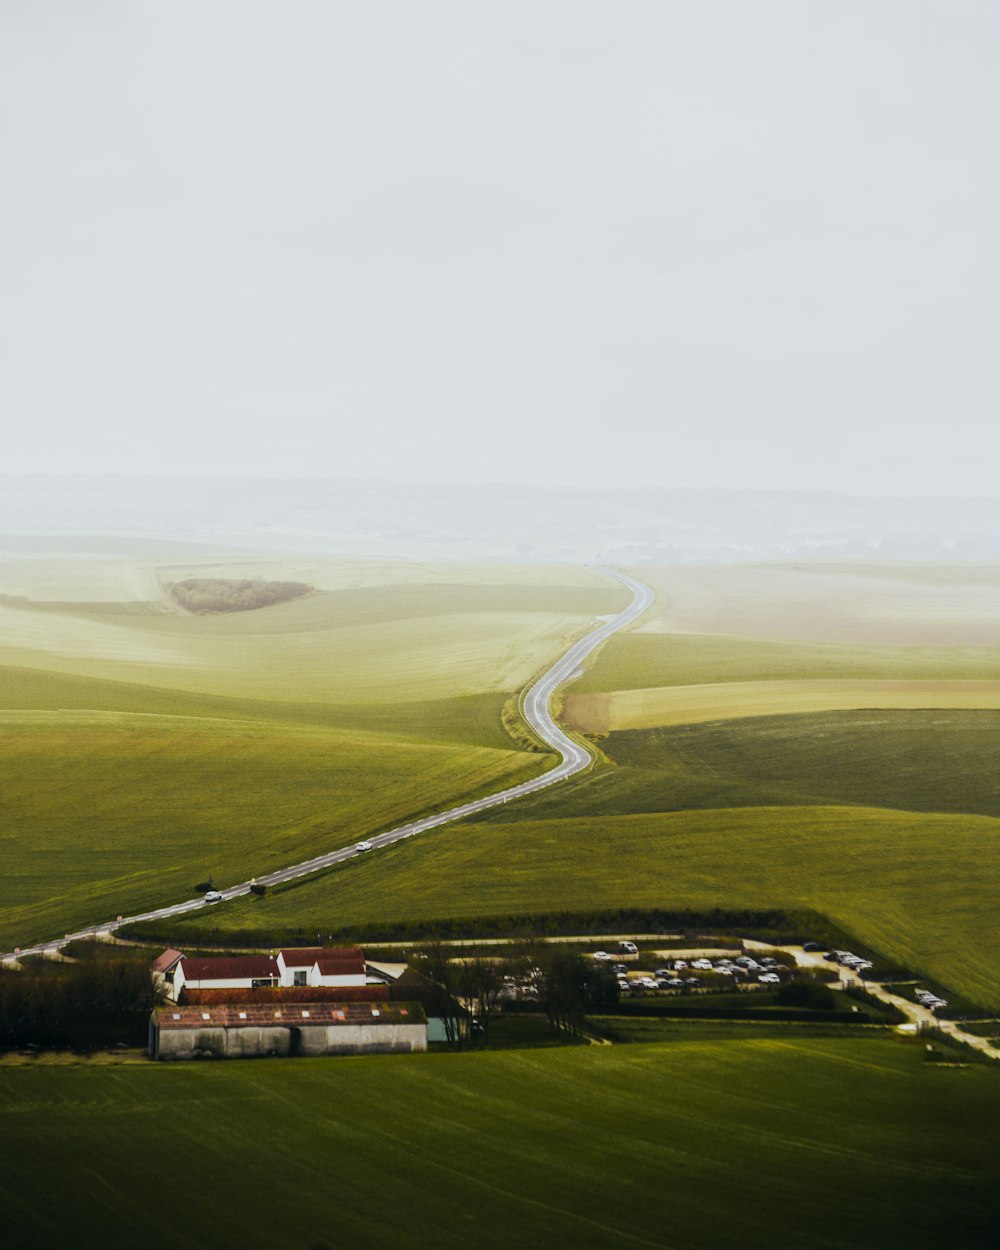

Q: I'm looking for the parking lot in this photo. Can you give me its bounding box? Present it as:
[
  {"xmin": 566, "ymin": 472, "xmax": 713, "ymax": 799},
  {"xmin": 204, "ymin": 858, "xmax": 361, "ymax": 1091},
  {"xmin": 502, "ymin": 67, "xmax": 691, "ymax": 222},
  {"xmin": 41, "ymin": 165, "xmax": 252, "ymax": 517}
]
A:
[{"xmin": 589, "ymin": 941, "xmax": 833, "ymax": 996}]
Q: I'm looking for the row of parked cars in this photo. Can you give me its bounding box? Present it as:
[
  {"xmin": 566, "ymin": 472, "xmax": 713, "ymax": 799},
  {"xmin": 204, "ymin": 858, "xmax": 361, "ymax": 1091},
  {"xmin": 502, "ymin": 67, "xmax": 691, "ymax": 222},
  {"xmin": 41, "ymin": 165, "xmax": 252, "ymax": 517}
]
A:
[
  {"xmin": 914, "ymin": 987, "xmax": 949, "ymax": 1014},
  {"xmin": 594, "ymin": 948, "xmax": 791, "ymax": 992},
  {"xmin": 823, "ymin": 949, "xmax": 875, "ymax": 975}
]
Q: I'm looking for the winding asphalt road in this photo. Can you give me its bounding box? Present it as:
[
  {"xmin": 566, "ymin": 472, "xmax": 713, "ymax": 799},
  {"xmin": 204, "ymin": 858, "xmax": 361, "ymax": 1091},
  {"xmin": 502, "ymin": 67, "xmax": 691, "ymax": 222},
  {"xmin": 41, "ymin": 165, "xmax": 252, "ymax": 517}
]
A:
[{"xmin": 2, "ymin": 567, "xmax": 653, "ymax": 962}]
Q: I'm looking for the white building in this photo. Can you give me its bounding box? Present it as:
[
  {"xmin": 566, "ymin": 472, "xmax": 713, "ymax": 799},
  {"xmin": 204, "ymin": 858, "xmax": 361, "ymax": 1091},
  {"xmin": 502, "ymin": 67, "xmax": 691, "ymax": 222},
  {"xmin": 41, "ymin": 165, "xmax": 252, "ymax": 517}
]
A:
[
  {"xmin": 172, "ymin": 955, "xmax": 280, "ymax": 998},
  {"xmin": 276, "ymin": 946, "xmax": 367, "ymax": 988}
]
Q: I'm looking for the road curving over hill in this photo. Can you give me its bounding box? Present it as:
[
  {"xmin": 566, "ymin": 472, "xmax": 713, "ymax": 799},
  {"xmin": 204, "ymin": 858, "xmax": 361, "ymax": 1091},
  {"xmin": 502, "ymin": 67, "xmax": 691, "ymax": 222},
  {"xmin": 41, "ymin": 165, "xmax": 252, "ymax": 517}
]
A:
[{"xmin": 2, "ymin": 567, "xmax": 654, "ymax": 962}]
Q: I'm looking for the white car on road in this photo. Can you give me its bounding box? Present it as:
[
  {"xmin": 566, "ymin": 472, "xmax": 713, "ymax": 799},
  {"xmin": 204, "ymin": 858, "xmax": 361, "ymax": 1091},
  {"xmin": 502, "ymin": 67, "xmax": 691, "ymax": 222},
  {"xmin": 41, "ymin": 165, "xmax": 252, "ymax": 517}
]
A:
[{"xmin": 355, "ymin": 841, "xmax": 374, "ymax": 852}]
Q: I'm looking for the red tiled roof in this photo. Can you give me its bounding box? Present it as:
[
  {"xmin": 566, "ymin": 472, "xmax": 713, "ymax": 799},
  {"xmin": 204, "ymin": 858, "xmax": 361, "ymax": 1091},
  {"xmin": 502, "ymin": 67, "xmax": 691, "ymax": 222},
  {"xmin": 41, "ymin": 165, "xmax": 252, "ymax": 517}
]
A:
[
  {"xmin": 181, "ymin": 985, "xmax": 388, "ymax": 1006},
  {"xmin": 179, "ymin": 956, "xmax": 278, "ymax": 982},
  {"xmin": 279, "ymin": 946, "xmax": 364, "ymax": 971},
  {"xmin": 315, "ymin": 954, "xmax": 366, "ymax": 977},
  {"xmin": 153, "ymin": 949, "xmax": 184, "ymax": 973},
  {"xmin": 154, "ymin": 1000, "xmax": 424, "ymax": 1030}
]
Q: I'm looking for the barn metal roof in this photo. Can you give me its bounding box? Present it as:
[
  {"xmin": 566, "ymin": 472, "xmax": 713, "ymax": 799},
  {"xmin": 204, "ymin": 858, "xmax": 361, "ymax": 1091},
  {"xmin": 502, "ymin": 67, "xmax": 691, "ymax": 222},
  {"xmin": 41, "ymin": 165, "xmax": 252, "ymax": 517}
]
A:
[{"xmin": 154, "ymin": 1001, "xmax": 424, "ymax": 1030}]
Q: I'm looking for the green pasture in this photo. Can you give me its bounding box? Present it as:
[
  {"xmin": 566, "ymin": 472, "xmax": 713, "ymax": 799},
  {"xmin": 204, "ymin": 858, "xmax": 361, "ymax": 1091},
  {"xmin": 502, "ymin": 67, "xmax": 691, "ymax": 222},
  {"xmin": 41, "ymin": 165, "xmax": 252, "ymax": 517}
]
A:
[
  {"xmin": 0, "ymin": 707, "xmax": 544, "ymax": 951},
  {"xmin": 0, "ymin": 665, "xmax": 521, "ymax": 748},
  {"xmin": 0, "ymin": 565, "xmax": 622, "ymax": 950},
  {"xmin": 0, "ymin": 1036, "xmax": 996, "ymax": 1250},
  {"xmin": 175, "ymin": 804, "xmax": 1000, "ymax": 1008},
  {"xmin": 492, "ymin": 709, "xmax": 1000, "ymax": 820},
  {"xmin": 572, "ymin": 631, "xmax": 1000, "ymax": 695}
]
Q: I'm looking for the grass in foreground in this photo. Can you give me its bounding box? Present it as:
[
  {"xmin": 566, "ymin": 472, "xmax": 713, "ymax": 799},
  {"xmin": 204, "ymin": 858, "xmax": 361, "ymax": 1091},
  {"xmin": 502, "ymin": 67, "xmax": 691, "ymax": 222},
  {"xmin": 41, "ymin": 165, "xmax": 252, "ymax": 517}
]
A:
[{"xmin": 0, "ymin": 1035, "xmax": 995, "ymax": 1250}]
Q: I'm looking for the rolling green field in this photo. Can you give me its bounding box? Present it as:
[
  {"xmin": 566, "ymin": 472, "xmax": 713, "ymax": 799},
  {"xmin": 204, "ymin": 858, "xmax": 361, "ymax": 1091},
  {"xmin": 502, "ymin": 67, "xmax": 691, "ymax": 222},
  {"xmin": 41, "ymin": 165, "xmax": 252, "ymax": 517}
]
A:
[
  {"xmin": 0, "ymin": 706, "xmax": 542, "ymax": 951},
  {"xmin": 494, "ymin": 710, "xmax": 1000, "ymax": 820},
  {"xmin": 0, "ymin": 549, "xmax": 623, "ymax": 950},
  {"xmin": 0, "ymin": 1036, "xmax": 996, "ymax": 1250}
]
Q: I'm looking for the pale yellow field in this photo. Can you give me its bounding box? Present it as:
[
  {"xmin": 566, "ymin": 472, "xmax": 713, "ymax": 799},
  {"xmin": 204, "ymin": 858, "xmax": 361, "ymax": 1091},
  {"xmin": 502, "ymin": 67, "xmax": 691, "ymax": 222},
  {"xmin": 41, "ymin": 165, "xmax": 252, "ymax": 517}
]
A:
[
  {"xmin": 563, "ymin": 678, "xmax": 1000, "ymax": 734},
  {"xmin": 0, "ymin": 607, "xmax": 605, "ymax": 705},
  {"xmin": 0, "ymin": 548, "xmax": 607, "ymax": 603},
  {"xmin": 630, "ymin": 563, "xmax": 1000, "ymax": 647},
  {"xmin": 0, "ymin": 550, "xmax": 622, "ymax": 706}
]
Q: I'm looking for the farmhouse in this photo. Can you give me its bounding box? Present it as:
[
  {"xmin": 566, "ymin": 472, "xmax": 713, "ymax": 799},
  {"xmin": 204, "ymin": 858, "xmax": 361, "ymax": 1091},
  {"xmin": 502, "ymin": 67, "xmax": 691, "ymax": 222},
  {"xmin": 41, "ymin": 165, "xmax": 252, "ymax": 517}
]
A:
[
  {"xmin": 276, "ymin": 945, "xmax": 367, "ymax": 987},
  {"xmin": 172, "ymin": 955, "xmax": 280, "ymax": 997},
  {"xmin": 150, "ymin": 1000, "xmax": 427, "ymax": 1059},
  {"xmin": 163, "ymin": 946, "xmax": 370, "ymax": 1000}
]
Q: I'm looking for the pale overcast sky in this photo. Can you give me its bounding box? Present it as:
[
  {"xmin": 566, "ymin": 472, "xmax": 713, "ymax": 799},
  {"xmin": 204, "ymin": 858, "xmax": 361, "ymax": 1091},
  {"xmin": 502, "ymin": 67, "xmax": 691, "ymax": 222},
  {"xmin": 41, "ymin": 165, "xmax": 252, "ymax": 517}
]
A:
[{"xmin": 2, "ymin": 2, "xmax": 998, "ymax": 495}]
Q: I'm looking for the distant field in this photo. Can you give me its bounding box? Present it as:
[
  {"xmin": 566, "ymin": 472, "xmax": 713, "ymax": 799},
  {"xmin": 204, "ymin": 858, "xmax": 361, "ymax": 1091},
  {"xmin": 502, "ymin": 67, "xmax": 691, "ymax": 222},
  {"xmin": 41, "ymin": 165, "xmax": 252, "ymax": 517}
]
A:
[
  {"xmin": 162, "ymin": 802, "xmax": 1000, "ymax": 1008},
  {"xmin": 777, "ymin": 560, "xmax": 1000, "ymax": 588},
  {"xmin": 0, "ymin": 588, "xmax": 624, "ymax": 705},
  {"xmin": 627, "ymin": 563, "xmax": 1000, "ymax": 647},
  {"xmin": 564, "ymin": 678, "xmax": 1000, "ymax": 733},
  {"xmin": 0, "ymin": 1037, "xmax": 996, "ymax": 1250},
  {"xmin": 570, "ymin": 631, "xmax": 1000, "ymax": 696}
]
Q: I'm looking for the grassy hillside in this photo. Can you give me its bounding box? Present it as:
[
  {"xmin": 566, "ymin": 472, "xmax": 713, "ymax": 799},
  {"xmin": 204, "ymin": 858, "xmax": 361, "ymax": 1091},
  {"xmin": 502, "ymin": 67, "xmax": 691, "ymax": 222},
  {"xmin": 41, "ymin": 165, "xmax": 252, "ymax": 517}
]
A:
[
  {"xmin": 497, "ymin": 710, "xmax": 1000, "ymax": 820},
  {"xmin": 0, "ymin": 556, "xmax": 623, "ymax": 950},
  {"xmin": 0, "ymin": 709, "xmax": 545, "ymax": 951},
  {"xmin": 173, "ymin": 803, "xmax": 1000, "ymax": 1008},
  {"xmin": 0, "ymin": 1037, "xmax": 996, "ymax": 1250},
  {"xmin": 571, "ymin": 631, "xmax": 1000, "ymax": 696},
  {"xmin": 563, "ymin": 677, "xmax": 1000, "ymax": 733}
]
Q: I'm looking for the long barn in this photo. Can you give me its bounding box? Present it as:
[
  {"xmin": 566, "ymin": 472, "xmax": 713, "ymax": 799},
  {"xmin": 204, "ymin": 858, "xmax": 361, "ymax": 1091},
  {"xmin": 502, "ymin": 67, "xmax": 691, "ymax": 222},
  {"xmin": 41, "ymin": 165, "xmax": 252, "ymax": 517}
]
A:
[{"xmin": 150, "ymin": 1000, "xmax": 427, "ymax": 1059}]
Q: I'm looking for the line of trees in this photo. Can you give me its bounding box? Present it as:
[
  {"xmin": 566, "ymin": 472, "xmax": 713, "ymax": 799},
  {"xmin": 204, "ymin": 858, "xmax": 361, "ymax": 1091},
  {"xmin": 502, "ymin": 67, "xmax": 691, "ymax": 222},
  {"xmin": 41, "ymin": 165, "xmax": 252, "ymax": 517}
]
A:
[{"xmin": 0, "ymin": 952, "xmax": 156, "ymax": 1050}]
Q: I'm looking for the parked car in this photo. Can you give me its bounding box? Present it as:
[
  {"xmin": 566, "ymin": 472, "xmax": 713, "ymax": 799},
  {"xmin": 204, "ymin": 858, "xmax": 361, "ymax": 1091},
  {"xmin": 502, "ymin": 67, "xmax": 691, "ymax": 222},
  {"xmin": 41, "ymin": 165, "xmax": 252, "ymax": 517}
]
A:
[
  {"xmin": 758, "ymin": 973, "xmax": 781, "ymax": 984},
  {"xmin": 618, "ymin": 941, "xmax": 639, "ymax": 955},
  {"xmin": 593, "ymin": 951, "xmax": 612, "ymax": 961}
]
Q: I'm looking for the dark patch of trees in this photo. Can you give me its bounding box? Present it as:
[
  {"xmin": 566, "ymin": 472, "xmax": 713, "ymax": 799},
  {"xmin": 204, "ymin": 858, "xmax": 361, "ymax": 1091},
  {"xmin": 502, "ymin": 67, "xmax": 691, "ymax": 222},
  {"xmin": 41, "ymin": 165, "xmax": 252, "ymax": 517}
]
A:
[
  {"xmin": 777, "ymin": 978, "xmax": 838, "ymax": 1011},
  {"xmin": 0, "ymin": 950, "xmax": 156, "ymax": 1050},
  {"xmin": 170, "ymin": 578, "xmax": 314, "ymax": 614}
]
